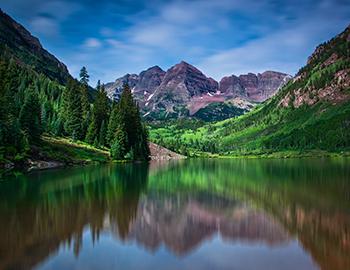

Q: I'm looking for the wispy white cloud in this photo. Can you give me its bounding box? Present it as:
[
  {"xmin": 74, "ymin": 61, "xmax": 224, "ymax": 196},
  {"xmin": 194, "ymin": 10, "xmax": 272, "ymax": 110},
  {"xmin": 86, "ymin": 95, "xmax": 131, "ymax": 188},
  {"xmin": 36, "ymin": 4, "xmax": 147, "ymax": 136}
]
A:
[
  {"xmin": 4, "ymin": 0, "xmax": 81, "ymax": 38},
  {"xmin": 4, "ymin": 0, "xmax": 349, "ymax": 85},
  {"xmin": 73, "ymin": 0, "xmax": 350, "ymax": 84},
  {"xmin": 83, "ymin": 38, "xmax": 102, "ymax": 49},
  {"xmin": 196, "ymin": 1, "xmax": 350, "ymax": 79},
  {"xmin": 30, "ymin": 16, "xmax": 59, "ymax": 37}
]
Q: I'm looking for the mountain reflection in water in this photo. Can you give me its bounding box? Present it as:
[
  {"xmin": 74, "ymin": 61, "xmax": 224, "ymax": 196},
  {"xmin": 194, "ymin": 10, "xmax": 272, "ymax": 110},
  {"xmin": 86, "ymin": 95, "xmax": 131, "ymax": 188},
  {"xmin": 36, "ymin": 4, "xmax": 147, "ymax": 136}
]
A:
[{"xmin": 0, "ymin": 159, "xmax": 349, "ymax": 270}]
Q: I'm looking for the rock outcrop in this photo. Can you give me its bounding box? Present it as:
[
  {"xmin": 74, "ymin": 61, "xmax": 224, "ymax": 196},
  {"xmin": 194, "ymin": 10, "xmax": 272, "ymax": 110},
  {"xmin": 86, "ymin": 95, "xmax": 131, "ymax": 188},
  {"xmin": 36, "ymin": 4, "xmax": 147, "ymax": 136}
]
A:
[
  {"xmin": 149, "ymin": 142, "xmax": 186, "ymax": 160},
  {"xmin": 279, "ymin": 25, "xmax": 350, "ymax": 109},
  {"xmin": 219, "ymin": 71, "xmax": 291, "ymax": 102}
]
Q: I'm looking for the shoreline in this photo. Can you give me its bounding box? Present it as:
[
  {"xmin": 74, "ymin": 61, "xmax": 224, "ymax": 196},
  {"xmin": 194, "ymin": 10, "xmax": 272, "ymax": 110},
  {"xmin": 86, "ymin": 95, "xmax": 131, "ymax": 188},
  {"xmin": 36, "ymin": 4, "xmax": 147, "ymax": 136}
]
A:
[{"xmin": 2, "ymin": 135, "xmax": 349, "ymax": 176}]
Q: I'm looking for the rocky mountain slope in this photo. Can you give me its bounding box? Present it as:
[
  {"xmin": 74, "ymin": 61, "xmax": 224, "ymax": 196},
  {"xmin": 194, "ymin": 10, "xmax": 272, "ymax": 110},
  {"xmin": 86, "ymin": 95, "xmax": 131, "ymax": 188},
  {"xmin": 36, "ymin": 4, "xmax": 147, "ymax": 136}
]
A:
[
  {"xmin": 219, "ymin": 71, "xmax": 291, "ymax": 102},
  {"xmin": 106, "ymin": 62, "xmax": 290, "ymax": 121},
  {"xmin": 0, "ymin": 9, "xmax": 70, "ymax": 84},
  {"xmin": 150, "ymin": 24, "xmax": 350, "ymax": 154}
]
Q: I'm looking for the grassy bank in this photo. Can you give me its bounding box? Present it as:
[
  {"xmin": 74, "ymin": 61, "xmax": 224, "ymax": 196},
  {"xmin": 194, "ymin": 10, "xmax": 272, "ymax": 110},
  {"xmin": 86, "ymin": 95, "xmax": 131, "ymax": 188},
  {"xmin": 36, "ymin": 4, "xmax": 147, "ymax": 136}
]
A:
[
  {"xmin": 206, "ymin": 149, "xmax": 350, "ymax": 159},
  {"xmin": 0, "ymin": 135, "xmax": 110, "ymax": 173},
  {"xmin": 39, "ymin": 135, "xmax": 110, "ymax": 164}
]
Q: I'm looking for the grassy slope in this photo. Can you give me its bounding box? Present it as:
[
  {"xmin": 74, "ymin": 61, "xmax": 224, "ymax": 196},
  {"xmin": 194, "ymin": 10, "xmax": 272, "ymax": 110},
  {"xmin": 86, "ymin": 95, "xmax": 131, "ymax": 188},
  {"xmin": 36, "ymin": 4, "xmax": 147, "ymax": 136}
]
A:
[
  {"xmin": 38, "ymin": 135, "xmax": 110, "ymax": 164},
  {"xmin": 1, "ymin": 135, "xmax": 110, "ymax": 174}
]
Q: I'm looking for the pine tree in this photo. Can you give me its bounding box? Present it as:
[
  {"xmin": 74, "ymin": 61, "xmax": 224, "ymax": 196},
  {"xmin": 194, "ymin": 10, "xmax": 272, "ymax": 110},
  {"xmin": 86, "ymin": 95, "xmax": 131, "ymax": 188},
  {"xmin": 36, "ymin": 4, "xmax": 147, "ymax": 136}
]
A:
[
  {"xmin": 110, "ymin": 126, "xmax": 128, "ymax": 159},
  {"xmin": 59, "ymin": 82, "xmax": 70, "ymax": 131},
  {"xmin": 79, "ymin": 66, "xmax": 91, "ymax": 138},
  {"xmin": 86, "ymin": 120, "xmax": 97, "ymax": 145},
  {"xmin": 80, "ymin": 84, "xmax": 90, "ymax": 138},
  {"xmin": 79, "ymin": 66, "xmax": 89, "ymax": 85},
  {"xmin": 19, "ymin": 85, "xmax": 42, "ymax": 143},
  {"xmin": 107, "ymin": 101, "xmax": 121, "ymax": 145},
  {"xmin": 64, "ymin": 79, "xmax": 83, "ymax": 140},
  {"xmin": 85, "ymin": 82, "xmax": 109, "ymax": 145},
  {"xmin": 99, "ymin": 120, "xmax": 107, "ymax": 147},
  {"xmin": 108, "ymin": 84, "xmax": 150, "ymax": 160}
]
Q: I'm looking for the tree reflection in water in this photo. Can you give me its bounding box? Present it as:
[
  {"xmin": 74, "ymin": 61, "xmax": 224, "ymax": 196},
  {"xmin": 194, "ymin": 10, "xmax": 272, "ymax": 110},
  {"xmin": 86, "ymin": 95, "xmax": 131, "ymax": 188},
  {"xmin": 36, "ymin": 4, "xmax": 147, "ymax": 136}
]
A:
[{"xmin": 0, "ymin": 158, "xmax": 349, "ymax": 270}]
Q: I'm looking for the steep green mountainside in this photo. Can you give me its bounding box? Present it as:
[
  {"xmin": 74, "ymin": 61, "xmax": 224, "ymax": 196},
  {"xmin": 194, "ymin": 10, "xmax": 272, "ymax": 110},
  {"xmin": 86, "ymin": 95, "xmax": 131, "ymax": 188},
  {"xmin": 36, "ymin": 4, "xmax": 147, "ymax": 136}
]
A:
[
  {"xmin": 150, "ymin": 25, "xmax": 350, "ymax": 156},
  {"xmin": 0, "ymin": 9, "xmax": 70, "ymax": 84}
]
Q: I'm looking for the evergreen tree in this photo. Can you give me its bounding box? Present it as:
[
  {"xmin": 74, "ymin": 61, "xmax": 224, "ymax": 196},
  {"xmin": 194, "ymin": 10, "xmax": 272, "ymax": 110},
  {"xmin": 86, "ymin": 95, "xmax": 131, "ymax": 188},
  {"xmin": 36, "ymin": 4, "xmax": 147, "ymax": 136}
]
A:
[
  {"xmin": 86, "ymin": 120, "xmax": 97, "ymax": 145},
  {"xmin": 64, "ymin": 79, "xmax": 83, "ymax": 140},
  {"xmin": 80, "ymin": 84, "xmax": 90, "ymax": 138},
  {"xmin": 96, "ymin": 80, "xmax": 101, "ymax": 91},
  {"xmin": 59, "ymin": 82, "xmax": 70, "ymax": 131},
  {"xmin": 99, "ymin": 120, "xmax": 107, "ymax": 147},
  {"xmin": 86, "ymin": 82, "xmax": 109, "ymax": 145},
  {"xmin": 79, "ymin": 66, "xmax": 91, "ymax": 137},
  {"xmin": 107, "ymin": 101, "xmax": 121, "ymax": 145},
  {"xmin": 108, "ymin": 84, "xmax": 149, "ymax": 160},
  {"xmin": 110, "ymin": 126, "xmax": 128, "ymax": 159},
  {"xmin": 19, "ymin": 85, "xmax": 42, "ymax": 143},
  {"xmin": 79, "ymin": 66, "xmax": 89, "ymax": 85}
]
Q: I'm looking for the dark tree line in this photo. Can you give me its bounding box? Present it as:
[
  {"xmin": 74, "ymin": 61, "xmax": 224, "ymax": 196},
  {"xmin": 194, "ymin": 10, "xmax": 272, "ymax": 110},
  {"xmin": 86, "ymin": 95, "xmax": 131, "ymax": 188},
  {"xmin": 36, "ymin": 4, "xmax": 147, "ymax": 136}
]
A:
[
  {"xmin": 108, "ymin": 85, "xmax": 150, "ymax": 160},
  {"xmin": 0, "ymin": 61, "xmax": 150, "ymax": 163}
]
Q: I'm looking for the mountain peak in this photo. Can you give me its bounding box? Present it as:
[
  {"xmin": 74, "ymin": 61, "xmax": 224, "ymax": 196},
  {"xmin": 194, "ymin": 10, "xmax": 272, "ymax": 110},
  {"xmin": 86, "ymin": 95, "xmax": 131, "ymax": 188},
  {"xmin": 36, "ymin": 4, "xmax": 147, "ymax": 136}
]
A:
[
  {"xmin": 106, "ymin": 64, "xmax": 290, "ymax": 120},
  {"xmin": 146, "ymin": 65, "xmax": 164, "ymax": 72},
  {"xmin": 173, "ymin": 60, "xmax": 197, "ymax": 70},
  {"xmin": 179, "ymin": 60, "xmax": 190, "ymax": 66}
]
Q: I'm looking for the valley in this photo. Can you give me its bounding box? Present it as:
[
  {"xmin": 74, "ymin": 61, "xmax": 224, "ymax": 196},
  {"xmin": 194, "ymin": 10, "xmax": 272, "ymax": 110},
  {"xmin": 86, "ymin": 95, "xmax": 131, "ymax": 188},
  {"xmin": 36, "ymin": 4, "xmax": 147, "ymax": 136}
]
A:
[
  {"xmin": 0, "ymin": 8, "xmax": 349, "ymax": 171},
  {"xmin": 0, "ymin": 2, "xmax": 349, "ymax": 270}
]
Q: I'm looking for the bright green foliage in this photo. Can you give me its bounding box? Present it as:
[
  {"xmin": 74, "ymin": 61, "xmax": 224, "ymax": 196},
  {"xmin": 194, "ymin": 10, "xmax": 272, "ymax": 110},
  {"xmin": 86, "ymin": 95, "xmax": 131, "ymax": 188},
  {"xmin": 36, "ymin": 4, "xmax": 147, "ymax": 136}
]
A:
[{"xmin": 110, "ymin": 127, "xmax": 128, "ymax": 159}]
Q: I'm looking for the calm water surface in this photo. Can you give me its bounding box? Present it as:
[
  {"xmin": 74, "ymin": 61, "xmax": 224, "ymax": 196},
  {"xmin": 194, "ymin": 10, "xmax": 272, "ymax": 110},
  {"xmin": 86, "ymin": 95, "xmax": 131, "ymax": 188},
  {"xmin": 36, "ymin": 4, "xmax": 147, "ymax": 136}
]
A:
[{"xmin": 0, "ymin": 158, "xmax": 349, "ymax": 270}]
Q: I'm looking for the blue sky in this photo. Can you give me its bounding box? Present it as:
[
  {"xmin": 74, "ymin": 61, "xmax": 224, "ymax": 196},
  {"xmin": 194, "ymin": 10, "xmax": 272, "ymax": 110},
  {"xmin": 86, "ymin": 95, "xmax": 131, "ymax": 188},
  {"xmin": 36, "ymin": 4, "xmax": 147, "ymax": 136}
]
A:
[{"xmin": 2, "ymin": 0, "xmax": 350, "ymax": 85}]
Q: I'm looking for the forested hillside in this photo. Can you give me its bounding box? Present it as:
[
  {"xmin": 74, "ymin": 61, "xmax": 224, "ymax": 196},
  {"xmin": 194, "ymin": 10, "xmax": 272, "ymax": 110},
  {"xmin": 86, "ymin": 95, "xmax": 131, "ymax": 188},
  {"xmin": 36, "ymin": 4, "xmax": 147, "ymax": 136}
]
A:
[
  {"xmin": 0, "ymin": 11, "xmax": 150, "ymax": 168},
  {"xmin": 150, "ymin": 25, "xmax": 350, "ymax": 156},
  {"xmin": 0, "ymin": 59, "xmax": 150, "ymax": 168}
]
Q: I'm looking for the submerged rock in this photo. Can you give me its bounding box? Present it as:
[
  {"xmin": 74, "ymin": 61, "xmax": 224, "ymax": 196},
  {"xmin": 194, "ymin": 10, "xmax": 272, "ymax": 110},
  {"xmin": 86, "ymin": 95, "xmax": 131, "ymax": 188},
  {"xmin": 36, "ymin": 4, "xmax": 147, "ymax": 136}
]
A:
[{"xmin": 27, "ymin": 159, "xmax": 65, "ymax": 171}]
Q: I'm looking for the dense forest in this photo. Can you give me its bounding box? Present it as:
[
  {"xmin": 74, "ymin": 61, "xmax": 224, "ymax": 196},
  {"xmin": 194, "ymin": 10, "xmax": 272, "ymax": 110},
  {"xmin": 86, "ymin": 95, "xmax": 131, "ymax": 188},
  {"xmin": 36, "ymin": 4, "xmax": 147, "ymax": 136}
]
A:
[{"xmin": 0, "ymin": 60, "xmax": 150, "ymax": 167}]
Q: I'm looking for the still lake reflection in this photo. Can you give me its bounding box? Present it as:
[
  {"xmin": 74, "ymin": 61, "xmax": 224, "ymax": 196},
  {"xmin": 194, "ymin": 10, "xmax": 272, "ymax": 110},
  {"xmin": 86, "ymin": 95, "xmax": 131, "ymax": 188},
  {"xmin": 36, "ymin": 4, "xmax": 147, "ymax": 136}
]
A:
[{"xmin": 0, "ymin": 159, "xmax": 349, "ymax": 270}]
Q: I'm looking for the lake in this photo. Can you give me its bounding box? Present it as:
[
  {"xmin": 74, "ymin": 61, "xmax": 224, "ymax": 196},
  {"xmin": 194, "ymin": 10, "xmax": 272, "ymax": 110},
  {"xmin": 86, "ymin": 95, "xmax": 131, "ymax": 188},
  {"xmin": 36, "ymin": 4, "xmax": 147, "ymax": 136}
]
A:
[{"xmin": 0, "ymin": 158, "xmax": 349, "ymax": 270}]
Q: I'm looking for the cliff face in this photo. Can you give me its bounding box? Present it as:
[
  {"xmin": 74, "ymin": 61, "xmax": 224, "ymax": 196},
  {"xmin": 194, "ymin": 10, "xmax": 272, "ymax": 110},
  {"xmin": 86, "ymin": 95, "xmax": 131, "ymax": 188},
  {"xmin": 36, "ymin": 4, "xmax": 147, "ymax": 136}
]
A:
[
  {"xmin": 0, "ymin": 9, "xmax": 70, "ymax": 84},
  {"xmin": 106, "ymin": 62, "xmax": 290, "ymax": 121},
  {"xmin": 219, "ymin": 71, "xmax": 291, "ymax": 102}
]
